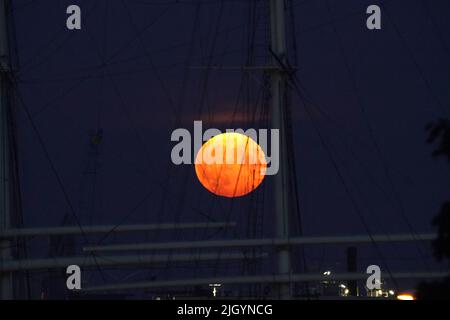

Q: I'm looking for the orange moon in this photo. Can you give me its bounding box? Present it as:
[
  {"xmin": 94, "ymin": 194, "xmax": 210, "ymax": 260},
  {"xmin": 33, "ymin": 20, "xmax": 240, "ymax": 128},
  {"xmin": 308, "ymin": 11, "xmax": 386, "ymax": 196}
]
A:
[{"xmin": 194, "ymin": 132, "xmax": 267, "ymax": 198}]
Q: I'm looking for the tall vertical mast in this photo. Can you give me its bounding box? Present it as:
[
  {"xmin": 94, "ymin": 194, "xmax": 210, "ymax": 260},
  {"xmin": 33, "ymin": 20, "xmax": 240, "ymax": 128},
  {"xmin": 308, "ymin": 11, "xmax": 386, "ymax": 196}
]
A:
[
  {"xmin": 0, "ymin": 0, "xmax": 13, "ymax": 300},
  {"xmin": 269, "ymin": 0, "xmax": 291, "ymax": 299}
]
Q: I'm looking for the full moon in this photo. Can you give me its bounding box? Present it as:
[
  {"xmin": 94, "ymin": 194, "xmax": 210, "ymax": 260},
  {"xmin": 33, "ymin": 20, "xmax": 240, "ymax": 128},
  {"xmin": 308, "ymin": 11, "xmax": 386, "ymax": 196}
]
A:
[{"xmin": 194, "ymin": 132, "xmax": 267, "ymax": 198}]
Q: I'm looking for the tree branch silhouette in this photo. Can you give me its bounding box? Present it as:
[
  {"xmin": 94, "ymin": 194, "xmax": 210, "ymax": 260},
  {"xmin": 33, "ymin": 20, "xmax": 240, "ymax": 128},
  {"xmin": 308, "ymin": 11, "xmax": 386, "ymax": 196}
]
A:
[{"xmin": 417, "ymin": 119, "xmax": 450, "ymax": 300}]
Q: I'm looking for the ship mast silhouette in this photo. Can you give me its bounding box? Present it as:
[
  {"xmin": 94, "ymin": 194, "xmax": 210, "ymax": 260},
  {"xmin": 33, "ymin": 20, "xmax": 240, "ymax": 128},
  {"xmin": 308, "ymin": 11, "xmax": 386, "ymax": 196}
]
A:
[
  {"xmin": 0, "ymin": 0, "xmax": 14, "ymax": 299},
  {"xmin": 269, "ymin": 0, "xmax": 292, "ymax": 299}
]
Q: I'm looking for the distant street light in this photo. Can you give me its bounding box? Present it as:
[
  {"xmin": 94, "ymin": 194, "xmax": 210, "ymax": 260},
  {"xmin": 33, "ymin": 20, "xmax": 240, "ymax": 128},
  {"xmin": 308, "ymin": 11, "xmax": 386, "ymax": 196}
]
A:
[{"xmin": 397, "ymin": 294, "xmax": 415, "ymax": 301}]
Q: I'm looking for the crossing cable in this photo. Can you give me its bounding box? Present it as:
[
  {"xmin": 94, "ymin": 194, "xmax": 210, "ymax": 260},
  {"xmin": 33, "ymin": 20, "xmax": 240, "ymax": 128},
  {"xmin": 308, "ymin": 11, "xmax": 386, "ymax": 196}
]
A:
[
  {"xmin": 13, "ymin": 81, "xmax": 108, "ymax": 282},
  {"xmin": 117, "ymin": 0, "xmax": 208, "ymax": 277},
  {"xmin": 325, "ymin": 0, "xmax": 432, "ymax": 272},
  {"xmin": 270, "ymin": 45, "xmax": 401, "ymax": 290},
  {"xmin": 16, "ymin": 0, "xmax": 99, "ymax": 75},
  {"xmin": 287, "ymin": 0, "xmax": 310, "ymax": 297},
  {"xmin": 208, "ymin": 0, "xmax": 268, "ymax": 280},
  {"xmin": 419, "ymin": 0, "xmax": 450, "ymax": 58},
  {"xmin": 381, "ymin": 2, "xmax": 449, "ymax": 117}
]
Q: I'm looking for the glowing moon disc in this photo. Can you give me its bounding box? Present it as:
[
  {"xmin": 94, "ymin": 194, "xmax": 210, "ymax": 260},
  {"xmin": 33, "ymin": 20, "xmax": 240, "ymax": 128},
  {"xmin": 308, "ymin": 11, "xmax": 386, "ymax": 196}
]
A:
[{"xmin": 194, "ymin": 132, "xmax": 267, "ymax": 198}]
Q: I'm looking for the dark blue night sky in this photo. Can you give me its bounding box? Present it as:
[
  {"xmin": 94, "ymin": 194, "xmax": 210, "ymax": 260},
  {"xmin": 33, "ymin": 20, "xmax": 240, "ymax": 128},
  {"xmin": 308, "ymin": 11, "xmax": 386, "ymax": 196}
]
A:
[{"xmin": 7, "ymin": 0, "xmax": 450, "ymax": 294}]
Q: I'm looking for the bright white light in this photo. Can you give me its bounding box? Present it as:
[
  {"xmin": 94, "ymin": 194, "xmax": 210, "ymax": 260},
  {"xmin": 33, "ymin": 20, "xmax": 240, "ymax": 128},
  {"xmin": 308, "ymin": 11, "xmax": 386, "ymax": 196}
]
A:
[
  {"xmin": 209, "ymin": 283, "xmax": 222, "ymax": 287},
  {"xmin": 209, "ymin": 283, "xmax": 221, "ymax": 297},
  {"xmin": 323, "ymin": 271, "xmax": 331, "ymax": 276}
]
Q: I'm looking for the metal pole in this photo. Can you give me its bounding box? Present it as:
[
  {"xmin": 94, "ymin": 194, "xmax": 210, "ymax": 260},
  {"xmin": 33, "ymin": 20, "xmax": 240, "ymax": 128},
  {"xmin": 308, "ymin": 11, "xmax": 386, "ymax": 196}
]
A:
[
  {"xmin": 269, "ymin": 0, "xmax": 291, "ymax": 299},
  {"xmin": 0, "ymin": 221, "xmax": 237, "ymax": 239},
  {"xmin": 0, "ymin": 252, "xmax": 268, "ymax": 272},
  {"xmin": 83, "ymin": 233, "xmax": 437, "ymax": 252},
  {"xmin": 0, "ymin": 0, "xmax": 13, "ymax": 300}
]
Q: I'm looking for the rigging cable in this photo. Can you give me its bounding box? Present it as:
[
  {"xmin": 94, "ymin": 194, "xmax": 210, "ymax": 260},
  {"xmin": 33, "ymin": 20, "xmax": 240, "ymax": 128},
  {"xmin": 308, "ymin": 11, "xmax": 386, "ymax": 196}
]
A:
[
  {"xmin": 325, "ymin": 0, "xmax": 432, "ymax": 272},
  {"xmin": 381, "ymin": 2, "xmax": 449, "ymax": 117}
]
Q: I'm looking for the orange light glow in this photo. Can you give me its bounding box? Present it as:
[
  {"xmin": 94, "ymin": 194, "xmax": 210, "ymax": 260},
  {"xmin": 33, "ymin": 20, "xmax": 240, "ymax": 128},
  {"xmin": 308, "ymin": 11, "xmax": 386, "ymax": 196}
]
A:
[
  {"xmin": 397, "ymin": 294, "xmax": 415, "ymax": 301},
  {"xmin": 194, "ymin": 132, "xmax": 267, "ymax": 198}
]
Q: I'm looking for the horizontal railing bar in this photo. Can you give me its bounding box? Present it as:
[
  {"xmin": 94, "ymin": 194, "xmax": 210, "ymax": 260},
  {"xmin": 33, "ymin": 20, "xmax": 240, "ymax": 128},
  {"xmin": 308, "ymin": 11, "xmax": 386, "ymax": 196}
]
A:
[
  {"xmin": 83, "ymin": 233, "xmax": 437, "ymax": 253},
  {"xmin": 0, "ymin": 222, "xmax": 236, "ymax": 239},
  {"xmin": 0, "ymin": 252, "xmax": 266, "ymax": 272}
]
